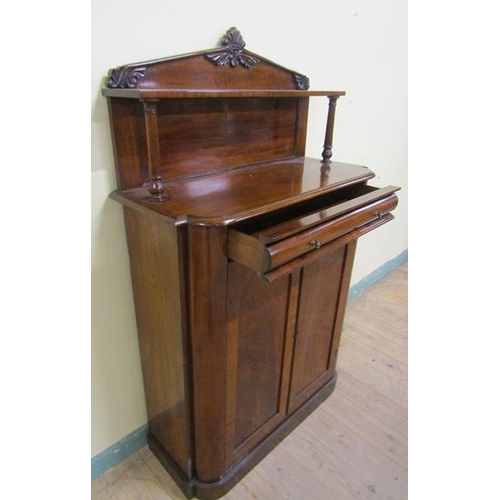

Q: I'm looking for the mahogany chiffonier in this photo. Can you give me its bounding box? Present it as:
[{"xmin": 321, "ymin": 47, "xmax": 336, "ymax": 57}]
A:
[{"xmin": 102, "ymin": 27, "xmax": 399, "ymax": 499}]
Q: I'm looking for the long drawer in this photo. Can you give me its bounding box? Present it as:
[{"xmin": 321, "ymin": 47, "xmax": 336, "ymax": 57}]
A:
[{"xmin": 228, "ymin": 184, "xmax": 399, "ymax": 277}]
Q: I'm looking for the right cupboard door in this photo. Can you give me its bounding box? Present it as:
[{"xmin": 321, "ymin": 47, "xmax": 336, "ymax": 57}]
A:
[{"xmin": 287, "ymin": 241, "xmax": 356, "ymax": 414}]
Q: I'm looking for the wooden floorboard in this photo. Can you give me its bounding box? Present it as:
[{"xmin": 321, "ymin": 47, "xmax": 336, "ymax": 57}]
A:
[{"xmin": 92, "ymin": 261, "xmax": 408, "ymax": 500}]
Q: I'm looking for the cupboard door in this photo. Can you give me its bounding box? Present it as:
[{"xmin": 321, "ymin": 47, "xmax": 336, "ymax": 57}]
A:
[
  {"xmin": 287, "ymin": 243, "xmax": 355, "ymax": 413},
  {"xmin": 225, "ymin": 261, "xmax": 298, "ymax": 467}
]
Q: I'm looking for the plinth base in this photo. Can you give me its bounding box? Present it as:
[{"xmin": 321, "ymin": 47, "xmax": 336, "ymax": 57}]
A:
[{"xmin": 149, "ymin": 373, "xmax": 337, "ymax": 500}]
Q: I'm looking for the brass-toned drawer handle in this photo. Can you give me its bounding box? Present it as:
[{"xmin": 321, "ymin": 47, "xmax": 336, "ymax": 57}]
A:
[{"xmin": 310, "ymin": 240, "xmax": 322, "ymax": 249}]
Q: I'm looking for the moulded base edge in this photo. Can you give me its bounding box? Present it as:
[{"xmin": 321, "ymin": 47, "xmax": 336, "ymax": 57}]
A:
[{"xmin": 149, "ymin": 373, "xmax": 337, "ymax": 500}]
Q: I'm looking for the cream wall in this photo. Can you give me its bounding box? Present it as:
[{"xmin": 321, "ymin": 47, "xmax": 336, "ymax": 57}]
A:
[{"xmin": 91, "ymin": 0, "xmax": 407, "ymax": 457}]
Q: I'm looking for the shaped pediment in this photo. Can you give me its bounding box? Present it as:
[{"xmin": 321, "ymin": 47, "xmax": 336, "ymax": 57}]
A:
[{"xmin": 106, "ymin": 27, "xmax": 310, "ymax": 91}]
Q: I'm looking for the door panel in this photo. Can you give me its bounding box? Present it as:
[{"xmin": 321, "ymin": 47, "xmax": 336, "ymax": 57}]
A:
[
  {"xmin": 287, "ymin": 246, "xmax": 346, "ymax": 413},
  {"xmin": 225, "ymin": 261, "xmax": 292, "ymax": 466}
]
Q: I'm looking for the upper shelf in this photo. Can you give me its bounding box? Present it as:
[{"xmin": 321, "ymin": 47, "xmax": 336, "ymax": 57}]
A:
[
  {"xmin": 104, "ymin": 27, "xmax": 349, "ymax": 202},
  {"xmin": 102, "ymin": 88, "xmax": 346, "ymax": 99}
]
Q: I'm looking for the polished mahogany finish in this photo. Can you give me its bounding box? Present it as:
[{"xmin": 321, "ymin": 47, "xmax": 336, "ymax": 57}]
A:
[
  {"xmin": 322, "ymin": 96, "xmax": 339, "ymax": 163},
  {"xmin": 109, "ymin": 158, "xmax": 378, "ymax": 224},
  {"xmin": 228, "ymin": 186, "xmax": 399, "ymax": 274},
  {"xmin": 103, "ymin": 27, "xmax": 399, "ymax": 499}
]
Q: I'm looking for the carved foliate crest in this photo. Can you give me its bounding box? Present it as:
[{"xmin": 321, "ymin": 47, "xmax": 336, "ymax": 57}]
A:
[
  {"xmin": 206, "ymin": 27, "xmax": 260, "ymax": 68},
  {"xmin": 106, "ymin": 65, "xmax": 147, "ymax": 89}
]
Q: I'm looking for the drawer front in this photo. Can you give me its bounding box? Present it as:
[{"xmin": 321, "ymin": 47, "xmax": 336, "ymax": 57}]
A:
[
  {"xmin": 228, "ymin": 186, "xmax": 399, "ymax": 275},
  {"xmin": 267, "ymin": 194, "xmax": 397, "ymax": 270}
]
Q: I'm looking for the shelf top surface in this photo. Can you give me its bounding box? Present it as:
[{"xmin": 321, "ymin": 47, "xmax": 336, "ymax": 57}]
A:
[
  {"xmin": 102, "ymin": 88, "xmax": 346, "ymax": 99},
  {"xmin": 110, "ymin": 157, "xmax": 375, "ymax": 226}
]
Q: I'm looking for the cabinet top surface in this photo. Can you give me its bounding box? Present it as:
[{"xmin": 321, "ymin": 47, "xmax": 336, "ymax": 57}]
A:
[{"xmin": 110, "ymin": 157, "xmax": 375, "ymax": 226}]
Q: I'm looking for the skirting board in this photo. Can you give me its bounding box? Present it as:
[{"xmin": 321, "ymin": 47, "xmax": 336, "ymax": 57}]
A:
[
  {"xmin": 348, "ymin": 249, "xmax": 408, "ymax": 300},
  {"xmin": 91, "ymin": 424, "xmax": 149, "ymax": 481},
  {"xmin": 91, "ymin": 248, "xmax": 408, "ymax": 481}
]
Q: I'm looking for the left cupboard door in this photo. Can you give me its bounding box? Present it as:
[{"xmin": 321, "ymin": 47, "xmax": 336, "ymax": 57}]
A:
[{"xmin": 224, "ymin": 260, "xmax": 299, "ymax": 468}]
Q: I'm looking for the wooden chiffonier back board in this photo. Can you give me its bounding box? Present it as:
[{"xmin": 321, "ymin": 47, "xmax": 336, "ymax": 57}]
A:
[{"xmin": 102, "ymin": 27, "xmax": 400, "ymax": 500}]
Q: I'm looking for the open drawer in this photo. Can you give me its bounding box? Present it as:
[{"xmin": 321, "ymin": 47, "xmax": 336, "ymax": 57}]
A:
[{"xmin": 228, "ymin": 184, "xmax": 399, "ymax": 280}]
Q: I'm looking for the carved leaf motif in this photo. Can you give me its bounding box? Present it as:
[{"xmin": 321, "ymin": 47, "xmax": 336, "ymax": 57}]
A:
[
  {"xmin": 106, "ymin": 65, "xmax": 147, "ymax": 88},
  {"xmin": 220, "ymin": 26, "xmax": 246, "ymax": 48},
  {"xmin": 238, "ymin": 53, "xmax": 261, "ymax": 68},
  {"xmin": 293, "ymin": 73, "xmax": 310, "ymax": 90},
  {"xmin": 206, "ymin": 51, "xmax": 233, "ymax": 67},
  {"xmin": 205, "ymin": 27, "xmax": 260, "ymax": 68}
]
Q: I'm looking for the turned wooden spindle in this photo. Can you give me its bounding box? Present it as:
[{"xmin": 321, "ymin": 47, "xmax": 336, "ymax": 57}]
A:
[
  {"xmin": 142, "ymin": 99, "xmax": 165, "ymax": 201},
  {"xmin": 321, "ymin": 96, "xmax": 339, "ymax": 164}
]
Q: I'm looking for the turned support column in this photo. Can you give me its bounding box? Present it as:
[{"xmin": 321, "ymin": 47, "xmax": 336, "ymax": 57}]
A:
[
  {"xmin": 321, "ymin": 96, "xmax": 339, "ymax": 165},
  {"xmin": 142, "ymin": 99, "xmax": 165, "ymax": 201}
]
